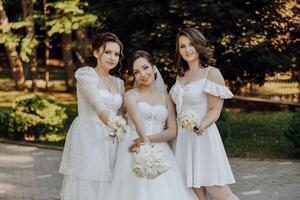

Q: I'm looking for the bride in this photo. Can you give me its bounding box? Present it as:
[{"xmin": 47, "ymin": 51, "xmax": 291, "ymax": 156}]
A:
[{"xmin": 103, "ymin": 50, "xmax": 198, "ymax": 200}]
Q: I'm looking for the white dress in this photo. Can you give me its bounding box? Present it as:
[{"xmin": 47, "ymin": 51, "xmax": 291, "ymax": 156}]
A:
[
  {"xmin": 103, "ymin": 94, "xmax": 198, "ymax": 200},
  {"xmin": 59, "ymin": 66, "xmax": 124, "ymax": 200},
  {"xmin": 170, "ymin": 66, "xmax": 236, "ymax": 187}
]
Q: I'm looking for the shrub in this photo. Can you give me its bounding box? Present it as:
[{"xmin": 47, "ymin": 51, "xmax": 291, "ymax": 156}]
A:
[
  {"xmin": 285, "ymin": 108, "xmax": 300, "ymax": 148},
  {"xmin": 0, "ymin": 108, "xmax": 11, "ymax": 138},
  {"xmin": 216, "ymin": 108, "xmax": 231, "ymax": 141},
  {"xmin": 8, "ymin": 94, "xmax": 67, "ymax": 141}
]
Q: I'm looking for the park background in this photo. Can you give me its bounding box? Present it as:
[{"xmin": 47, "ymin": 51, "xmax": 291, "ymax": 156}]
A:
[{"xmin": 0, "ymin": 0, "xmax": 299, "ymax": 160}]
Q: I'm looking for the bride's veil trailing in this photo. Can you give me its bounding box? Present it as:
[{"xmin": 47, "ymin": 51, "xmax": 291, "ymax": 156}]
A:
[{"xmin": 133, "ymin": 66, "xmax": 167, "ymax": 94}]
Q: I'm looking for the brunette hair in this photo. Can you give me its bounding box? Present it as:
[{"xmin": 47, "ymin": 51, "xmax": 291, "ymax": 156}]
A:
[
  {"xmin": 127, "ymin": 50, "xmax": 154, "ymax": 74},
  {"xmin": 92, "ymin": 32, "xmax": 124, "ymax": 66},
  {"xmin": 176, "ymin": 28, "xmax": 215, "ymax": 76}
]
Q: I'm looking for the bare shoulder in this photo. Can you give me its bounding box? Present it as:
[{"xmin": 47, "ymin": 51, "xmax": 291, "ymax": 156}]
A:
[
  {"xmin": 207, "ymin": 67, "xmax": 225, "ymax": 85},
  {"xmin": 125, "ymin": 89, "xmax": 139, "ymax": 100}
]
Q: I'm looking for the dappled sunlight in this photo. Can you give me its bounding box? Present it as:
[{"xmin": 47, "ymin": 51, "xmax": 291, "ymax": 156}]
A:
[
  {"xmin": 0, "ymin": 154, "xmax": 34, "ymax": 163},
  {"xmin": 0, "ymin": 90, "xmax": 76, "ymax": 107},
  {"xmin": 4, "ymin": 145, "xmax": 37, "ymax": 152}
]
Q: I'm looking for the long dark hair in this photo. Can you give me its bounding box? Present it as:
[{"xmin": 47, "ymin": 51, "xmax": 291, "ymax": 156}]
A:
[
  {"xmin": 176, "ymin": 28, "xmax": 215, "ymax": 76},
  {"xmin": 91, "ymin": 32, "xmax": 124, "ymax": 69}
]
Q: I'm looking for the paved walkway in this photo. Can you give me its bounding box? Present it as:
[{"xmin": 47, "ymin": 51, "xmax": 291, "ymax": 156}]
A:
[{"xmin": 0, "ymin": 143, "xmax": 299, "ymax": 200}]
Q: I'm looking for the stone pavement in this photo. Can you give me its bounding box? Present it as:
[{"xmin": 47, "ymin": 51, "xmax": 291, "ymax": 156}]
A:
[{"xmin": 0, "ymin": 143, "xmax": 299, "ymax": 200}]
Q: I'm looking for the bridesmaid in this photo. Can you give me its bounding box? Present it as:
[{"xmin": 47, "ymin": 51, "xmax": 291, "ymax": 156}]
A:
[
  {"xmin": 59, "ymin": 32, "xmax": 125, "ymax": 200},
  {"xmin": 170, "ymin": 28, "xmax": 239, "ymax": 200}
]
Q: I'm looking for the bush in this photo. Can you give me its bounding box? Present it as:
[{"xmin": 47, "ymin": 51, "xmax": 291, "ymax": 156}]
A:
[
  {"xmin": 8, "ymin": 94, "xmax": 67, "ymax": 141},
  {"xmin": 0, "ymin": 108, "xmax": 11, "ymax": 138},
  {"xmin": 216, "ymin": 108, "xmax": 231, "ymax": 141},
  {"xmin": 285, "ymin": 108, "xmax": 300, "ymax": 148}
]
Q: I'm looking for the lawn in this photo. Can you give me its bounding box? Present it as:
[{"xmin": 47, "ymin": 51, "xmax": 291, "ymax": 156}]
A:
[{"xmin": 225, "ymin": 111, "xmax": 299, "ymax": 159}]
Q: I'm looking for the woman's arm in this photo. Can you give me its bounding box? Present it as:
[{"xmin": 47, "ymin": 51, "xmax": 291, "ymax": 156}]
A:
[
  {"xmin": 124, "ymin": 90, "xmax": 150, "ymax": 143},
  {"xmin": 129, "ymin": 94, "xmax": 177, "ymax": 151},
  {"xmin": 148, "ymin": 94, "xmax": 177, "ymax": 143},
  {"xmin": 195, "ymin": 68, "xmax": 224, "ymax": 134},
  {"xmin": 75, "ymin": 67, "xmax": 111, "ymax": 124}
]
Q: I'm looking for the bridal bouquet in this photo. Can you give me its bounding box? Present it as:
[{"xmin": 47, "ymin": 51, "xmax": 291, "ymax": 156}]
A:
[
  {"xmin": 132, "ymin": 143, "xmax": 170, "ymax": 179},
  {"xmin": 107, "ymin": 115, "xmax": 129, "ymax": 143},
  {"xmin": 178, "ymin": 110, "xmax": 199, "ymax": 131}
]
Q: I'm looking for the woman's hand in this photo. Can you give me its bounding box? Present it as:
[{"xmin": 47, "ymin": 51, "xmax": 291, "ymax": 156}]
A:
[
  {"xmin": 128, "ymin": 136, "xmax": 150, "ymax": 152},
  {"xmin": 193, "ymin": 124, "xmax": 206, "ymax": 136}
]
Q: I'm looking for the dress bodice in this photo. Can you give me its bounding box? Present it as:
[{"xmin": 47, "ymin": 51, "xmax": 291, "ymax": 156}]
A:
[
  {"xmin": 128, "ymin": 101, "xmax": 168, "ymax": 136},
  {"xmin": 170, "ymin": 67, "xmax": 233, "ymax": 119},
  {"xmin": 75, "ymin": 66, "xmax": 124, "ymax": 119},
  {"xmin": 77, "ymin": 89, "xmax": 122, "ymax": 118}
]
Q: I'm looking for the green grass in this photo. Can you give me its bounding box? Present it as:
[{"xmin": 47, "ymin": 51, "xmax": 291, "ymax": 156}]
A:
[{"xmin": 224, "ymin": 111, "xmax": 300, "ymax": 159}]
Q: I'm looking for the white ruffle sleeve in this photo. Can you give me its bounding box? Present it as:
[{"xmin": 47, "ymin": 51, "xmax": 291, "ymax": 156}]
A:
[
  {"xmin": 204, "ymin": 79, "xmax": 233, "ymax": 99},
  {"xmin": 75, "ymin": 67, "xmax": 107, "ymax": 115}
]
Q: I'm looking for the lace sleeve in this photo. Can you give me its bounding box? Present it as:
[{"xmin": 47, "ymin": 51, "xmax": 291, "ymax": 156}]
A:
[
  {"xmin": 75, "ymin": 67, "xmax": 107, "ymax": 115},
  {"xmin": 116, "ymin": 78, "xmax": 125, "ymax": 116},
  {"xmin": 118, "ymin": 78, "xmax": 125, "ymax": 95}
]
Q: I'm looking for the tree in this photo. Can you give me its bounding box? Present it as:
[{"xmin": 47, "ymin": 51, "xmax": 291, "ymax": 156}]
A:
[
  {"xmin": 21, "ymin": 0, "xmax": 39, "ymax": 91},
  {"xmin": 0, "ymin": 0, "xmax": 25, "ymax": 90},
  {"xmin": 46, "ymin": 0, "xmax": 99, "ymax": 92},
  {"xmin": 90, "ymin": 0, "xmax": 297, "ymax": 92}
]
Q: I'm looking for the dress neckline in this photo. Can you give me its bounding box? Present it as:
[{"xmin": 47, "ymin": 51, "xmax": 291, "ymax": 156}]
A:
[
  {"xmin": 137, "ymin": 101, "xmax": 167, "ymax": 109},
  {"xmin": 176, "ymin": 79, "xmax": 206, "ymax": 89},
  {"xmin": 99, "ymin": 89, "xmax": 122, "ymax": 97}
]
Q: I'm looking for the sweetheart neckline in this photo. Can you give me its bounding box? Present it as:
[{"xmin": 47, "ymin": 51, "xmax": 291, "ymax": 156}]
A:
[{"xmin": 137, "ymin": 101, "xmax": 167, "ymax": 109}]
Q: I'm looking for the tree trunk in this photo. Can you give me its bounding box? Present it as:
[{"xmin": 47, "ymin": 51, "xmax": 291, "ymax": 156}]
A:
[
  {"xmin": 0, "ymin": 0, "xmax": 25, "ymax": 90},
  {"xmin": 62, "ymin": 33, "xmax": 76, "ymax": 92},
  {"xmin": 21, "ymin": 0, "xmax": 38, "ymax": 91},
  {"xmin": 76, "ymin": 29, "xmax": 92, "ymax": 63}
]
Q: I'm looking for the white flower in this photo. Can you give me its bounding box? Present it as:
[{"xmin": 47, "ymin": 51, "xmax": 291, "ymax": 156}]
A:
[
  {"xmin": 107, "ymin": 115, "xmax": 129, "ymax": 142},
  {"xmin": 132, "ymin": 143, "xmax": 170, "ymax": 179},
  {"xmin": 178, "ymin": 110, "xmax": 199, "ymax": 130},
  {"xmin": 132, "ymin": 164, "xmax": 146, "ymax": 177}
]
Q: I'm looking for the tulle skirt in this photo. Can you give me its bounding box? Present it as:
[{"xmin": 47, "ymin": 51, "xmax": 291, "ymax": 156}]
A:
[
  {"xmin": 60, "ymin": 175, "xmax": 110, "ymax": 200},
  {"xmin": 103, "ymin": 134, "xmax": 198, "ymax": 200}
]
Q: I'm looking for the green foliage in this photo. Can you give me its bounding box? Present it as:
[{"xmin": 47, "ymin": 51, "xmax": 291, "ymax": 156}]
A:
[
  {"xmin": 96, "ymin": 0, "xmax": 297, "ymax": 90},
  {"xmin": 0, "ymin": 108, "xmax": 11, "ymax": 139},
  {"xmin": 8, "ymin": 94, "xmax": 67, "ymax": 141},
  {"xmin": 46, "ymin": 0, "xmax": 98, "ymax": 36},
  {"xmin": 285, "ymin": 108, "xmax": 300, "ymax": 148},
  {"xmin": 227, "ymin": 111, "xmax": 298, "ymax": 159},
  {"xmin": 216, "ymin": 108, "xmax": 231, "ymax": 141},
  {"xmin": 20, "ymin": 36, "xmax": 39, "ymax": 62}
]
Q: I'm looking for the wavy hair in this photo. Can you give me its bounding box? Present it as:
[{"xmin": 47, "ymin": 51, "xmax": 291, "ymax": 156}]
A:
[{"xmin": 176, "ymin": 28, "xmax": 215, "ymax": 76}]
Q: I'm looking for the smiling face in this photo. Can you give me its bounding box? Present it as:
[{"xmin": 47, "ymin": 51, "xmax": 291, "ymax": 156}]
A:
[
  {"xmin": 94, "ymin": 41, "xmax": 121, "ymax": 71},
  {"xmin": 132, "ymin": 57, "xmax": 155, "ymax": 87},
  {"xmin": 178, "ymin": 35, "xmax": 199, "ymax": 64}
]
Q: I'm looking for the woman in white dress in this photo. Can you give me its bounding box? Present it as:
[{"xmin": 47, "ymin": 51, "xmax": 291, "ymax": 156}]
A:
[
  {"xmin": 170, "ymin": 28, "xmax": 239, "ymax": 200},
  {"xmin": 103, "ymin": 50, "xmax": 198, "ymax": 200},
  {"xmin": 59, "ymin": 32, "xmax": 125, "ymax": 200}
]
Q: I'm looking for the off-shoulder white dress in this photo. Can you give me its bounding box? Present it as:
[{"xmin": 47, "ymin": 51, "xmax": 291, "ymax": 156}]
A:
[
  {"xmin": 59, "ymin": 66, "xmax": 124, "ymax": 200},
  {"xmin": 170, "ymin": 66, "xmax": 236, "ymax": 187}
]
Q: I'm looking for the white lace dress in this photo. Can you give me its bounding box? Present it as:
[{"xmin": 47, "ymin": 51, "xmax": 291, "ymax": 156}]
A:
[
  {"xmin": 170, "ymin": 66, "xmax": 236, "ymax": 187},
  {"xmin": 103, "ymin": 94, "xmax": 198, "ymax": 200},
  {"xmin": 59, "ymin": 66, "xmax": 124, "ymax": 200}
]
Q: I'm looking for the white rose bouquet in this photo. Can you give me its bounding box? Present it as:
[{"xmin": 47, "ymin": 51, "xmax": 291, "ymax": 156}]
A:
[
  {"xmin": 132, "ymin": 143, "xmax": 170, "ymax": 179},
  {"xmin": 107, "ymin": 115, "xmax": 129, "ymax": 143},
  {"xmin": 178, "ymin": 110, "xmax": 201, "ymax": 134}
]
